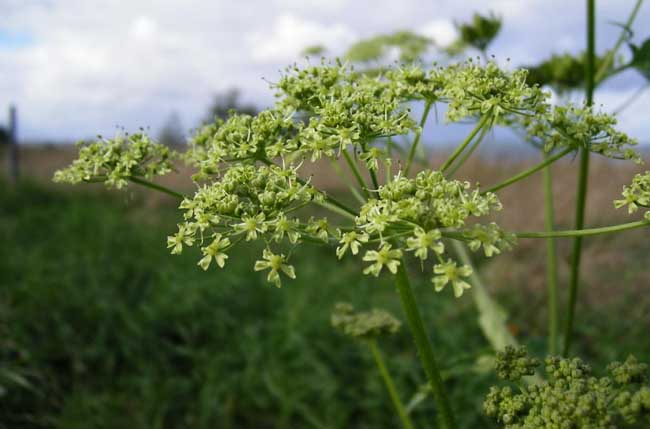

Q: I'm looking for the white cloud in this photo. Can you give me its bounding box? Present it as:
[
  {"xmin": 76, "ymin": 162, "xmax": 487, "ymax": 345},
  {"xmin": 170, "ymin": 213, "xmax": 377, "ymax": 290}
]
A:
[
  {"xmin": 418, "ymin": 19, "xmax": 457, "ymax": 48},
  {"xmin": 1, "ymin": 0, "xmax": 650, "ymax": 142},
  {"xmin": 248, "ymin": 13, "xmax": 356, "ymax": 63},
  {"xmin": 130, "ymin": 16, "xmax": 158, "ymax": 41}
]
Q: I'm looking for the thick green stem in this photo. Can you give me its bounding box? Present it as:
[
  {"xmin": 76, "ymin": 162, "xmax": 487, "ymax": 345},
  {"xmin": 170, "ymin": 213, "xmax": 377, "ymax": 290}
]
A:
[
  {"xmin": 342, "ymin": 150, "xmax": 371, "ymax": 199},
  {"xmin": 394, "ymin": 263, "xmax": 457, "ymax": 429},
  {"xmin": 483, "ymin": 147, "xmax": 573, "ymax": 194},
  {"xmin": 128, "ymin": 176, "xmax": 185, "ymax": 200},
  {"xmin": 564, "ymin": 0, "xmax": 595, "ymax": 357},
  {"xmin": 440, "ymin": 115, "xmax": 491, "ymax": 173},
  {"xmin": 405, "ymin": 101, "xmax": 433, "ymax": 176},
  {"xmin": 541, "ymin": 155, "xmax": 559, "ymax": 355},
  {"xmin": 515, "ymin": 219, "xmax": 649, "ymax": 239},
  {"xmin": 368, "ymin": 340, "xmax": 414, "ymax": 429}
]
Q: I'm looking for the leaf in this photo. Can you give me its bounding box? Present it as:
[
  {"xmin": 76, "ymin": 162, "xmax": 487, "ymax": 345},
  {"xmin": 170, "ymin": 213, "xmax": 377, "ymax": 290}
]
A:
[
  {"xmin": 628, "ymin": 38, "xmax": 650, "ymax": 80},
  {"xmin": 405, "ymin": 384, "xmax": 432, "ymax": 414}
]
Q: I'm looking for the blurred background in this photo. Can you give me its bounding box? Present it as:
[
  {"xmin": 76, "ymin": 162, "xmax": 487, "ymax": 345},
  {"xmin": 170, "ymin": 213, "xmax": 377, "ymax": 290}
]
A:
[{"xmin": 1, "ymin": 1, "xmax": 650, "ymax": 428}]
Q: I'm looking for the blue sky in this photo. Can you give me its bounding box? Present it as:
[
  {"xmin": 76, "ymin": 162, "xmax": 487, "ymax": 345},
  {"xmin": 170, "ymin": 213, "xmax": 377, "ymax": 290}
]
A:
[{"xmin": 1, "ymin": 0, "xmax": 650, "ymax": 143}]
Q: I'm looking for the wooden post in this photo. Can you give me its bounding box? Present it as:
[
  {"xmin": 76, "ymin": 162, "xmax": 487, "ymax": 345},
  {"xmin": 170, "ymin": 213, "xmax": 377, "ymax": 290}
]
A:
[{"xmin": 8, "ymin": 105, "xmax": 18, "ymax": 183}]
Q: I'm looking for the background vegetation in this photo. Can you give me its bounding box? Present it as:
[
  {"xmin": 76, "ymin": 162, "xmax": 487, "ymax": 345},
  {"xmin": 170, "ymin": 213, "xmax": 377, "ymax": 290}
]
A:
[{"xmin": 1, "ymin": 154, "xmax": 648, "ymax": 428}]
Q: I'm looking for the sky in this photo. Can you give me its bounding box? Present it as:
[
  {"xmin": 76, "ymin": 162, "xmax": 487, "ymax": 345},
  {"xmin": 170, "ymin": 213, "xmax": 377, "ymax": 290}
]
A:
[{"xmin": 1, "ymin": 0, "xmax": 650, "ymax": 143}]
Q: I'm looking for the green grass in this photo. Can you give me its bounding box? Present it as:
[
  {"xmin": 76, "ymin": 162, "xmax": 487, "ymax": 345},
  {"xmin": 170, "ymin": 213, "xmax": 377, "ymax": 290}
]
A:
[{"xmin": 1, "ymin": 182, "xmax": 648, "ymax": 428}]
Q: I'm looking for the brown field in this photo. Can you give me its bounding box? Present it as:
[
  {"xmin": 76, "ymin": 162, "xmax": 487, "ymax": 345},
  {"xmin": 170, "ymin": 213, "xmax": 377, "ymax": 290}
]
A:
[
  {"xmin": 4, "ymin": 143, "xmax": 645, "ymax": 230},
  {"xmin": 3, "ymin": 144, "xmax": 649, "ymax": 328}
]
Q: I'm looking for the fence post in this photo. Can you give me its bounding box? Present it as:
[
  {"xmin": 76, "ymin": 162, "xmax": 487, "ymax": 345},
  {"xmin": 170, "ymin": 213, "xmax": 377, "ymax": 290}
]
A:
[{"xmin": 8, "ymin": 104, "xmax": 18, "ymax": 183}]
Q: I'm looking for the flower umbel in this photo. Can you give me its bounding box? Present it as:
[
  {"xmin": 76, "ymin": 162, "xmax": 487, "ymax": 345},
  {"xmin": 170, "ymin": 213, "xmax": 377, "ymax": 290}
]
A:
[
  {"xmin": 331, "ymin": 302, "xmax": 401, "ymax": 339},
  {"xmin": 336, "ymin": 230, "xmax": 369, "ymax": 259},
  {"xmin": 362, "ymin": 244, "xmax": 403, "ymax": 276},
  {"xmin": 254, "ymin": 249, "xmax": 296, "ymax": 288},
  {"xmin": 615, "ymin": 171, "xmax": 650, "ymax": 216},
  {"xmin": 406, "ymin": 228, "xmax": 444, "ymax": 261},
  {"xmin": 432, "ymin": 259, "xmax": 473, "ymax": 297},
  {"xmin": 485, "ymin": 349, "xmax": 650, "ymax": 428},
  {"xmin": 197, "ymin": 234, "xmax": 231, "ymax": 270}
]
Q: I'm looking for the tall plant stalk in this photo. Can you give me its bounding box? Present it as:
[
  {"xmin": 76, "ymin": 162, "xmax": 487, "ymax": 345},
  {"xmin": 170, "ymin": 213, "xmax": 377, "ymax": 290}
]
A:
[
  {"xmin": 368, "ymin": 340, "xmax": 414, "ymax": 429},
  {"xmin": 394, "ymin": 263, "xmax": 457, "ymax": 429},
  {"xmin": 542, "ymin": 156, "xmax": 559, "ymax": 355},
  {"xmin": 564, "ymin": 0, "xmax": 595, "ymax": 357}
]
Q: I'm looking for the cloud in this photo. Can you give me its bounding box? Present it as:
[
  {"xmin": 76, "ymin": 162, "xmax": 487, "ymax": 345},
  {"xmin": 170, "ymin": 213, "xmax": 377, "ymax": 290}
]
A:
[
  {"xmin": 418, "ymin": 19, "xmax": 457, "ymax": 48},
  {"xmin": 1, "ymin": 0, "xmax": 650, "ymax": 142},
  {"xmin": 247, "ymin": 13, "xmax": 356, "ymax": 63}
]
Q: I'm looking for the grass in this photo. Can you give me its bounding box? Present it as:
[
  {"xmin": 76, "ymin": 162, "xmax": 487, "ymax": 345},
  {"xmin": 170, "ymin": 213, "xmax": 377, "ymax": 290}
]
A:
[{"xmin": 1, "ymin": 178, "xmax": 649, "ymax": 428}]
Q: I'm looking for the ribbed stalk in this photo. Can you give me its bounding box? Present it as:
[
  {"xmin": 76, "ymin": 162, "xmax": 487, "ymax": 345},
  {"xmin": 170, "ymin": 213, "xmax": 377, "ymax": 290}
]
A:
[
  {"xmin": 564, "ymin": 0, "xmax": 595, "ymax": 357},
  {"xmin": 542, "ymin": 156, "xmax": 559, "ymax": 355},
  {"xmin": 394, "ymin": 263, "xmax": 457, "ymax": 429}
]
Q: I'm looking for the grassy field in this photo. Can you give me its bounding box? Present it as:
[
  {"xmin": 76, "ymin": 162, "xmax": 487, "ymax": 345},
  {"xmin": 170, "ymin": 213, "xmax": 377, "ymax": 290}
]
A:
[{"xmin": 1, "ymin": 147, "xmax": 649, "ymax": 428}]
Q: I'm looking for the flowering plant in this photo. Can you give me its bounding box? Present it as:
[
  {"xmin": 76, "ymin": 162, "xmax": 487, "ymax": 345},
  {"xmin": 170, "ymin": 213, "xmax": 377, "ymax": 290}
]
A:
[{"xmin": 54, "ymin": 3, "xmax": 650, "ymax": 427}]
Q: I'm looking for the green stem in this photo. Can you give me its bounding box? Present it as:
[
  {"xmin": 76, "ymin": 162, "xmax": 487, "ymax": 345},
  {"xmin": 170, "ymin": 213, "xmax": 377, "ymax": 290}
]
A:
[
  {"xmin": 541, "ymin": 155, "xmax": 559, "ymax": 355},
  {"xmin": 128, "ymin": 176, "xmax": 185, "ymax": 200},
  {"xmin": 394, "ymin": 263, "xmax": 457, "ymax": 429},
  {"xmin": 445, "ymin": 118, "xmax": 492, "ymax": 177},
  {"xmin": 405, "ymin": 101, "xmax": 433, "ymax": 176},
  {"xmin": 342, "ymin": 150, "xmax": 371, "ymax": 199},
  {"xmin": 440, "ymin": 115, "xmax": 491, "ymax": 173},
  {"xmin": 329, "ymin": 159, "xmax": 366, "ymax": 204},
  {"xmin": 564, "ymin": 0, "xmax": 595, "ymax": 357},
  {"xmin": 369, "ymin": 167, "xmax": 380, "ymax": 191},
  {"xmin": 368, "ymin": 340, "xmax": 414, "ymax": 429},
  {"xmin": 483, "ymin": 147, "xmax": 573, "ymax": 194},
  {"xmin": 594, "ymin": 0, "xmax": 643, "ymax": 84},
  {"xmin": 314, "ymin": 200, "xmax": 357, "ymax": 220},
  {"xmin": 515, "ymin": 219, "xmax": 649, "ymax": 239}
]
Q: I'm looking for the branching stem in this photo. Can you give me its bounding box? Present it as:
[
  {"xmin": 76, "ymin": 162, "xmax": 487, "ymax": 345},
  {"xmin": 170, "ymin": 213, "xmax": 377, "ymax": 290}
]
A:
[
  {"xmin": 342, "ymin": 150, "xmax": 371, "ymax": 199},
  {"xmin": 405, "ymin": 100, "xmax": 433, "ymax": 176},
  {"xmin": 440, "ymin": 115, "xmax": 491, "ymax": 173},
  {"xmin": 128, "ymin": 176, "xmax": 185, "ymax": 200},
  {"xmin": 515, "ymin": 219, "xmax": 649, "ymax": 238},
  {"xmin": 483, "ymin": 147, "xmax": 573, "ymax": 194}
]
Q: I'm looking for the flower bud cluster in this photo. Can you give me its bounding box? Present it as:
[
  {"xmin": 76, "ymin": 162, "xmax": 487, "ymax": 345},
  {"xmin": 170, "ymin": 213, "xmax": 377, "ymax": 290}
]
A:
[
  {"xmin": 167, "ymin": 163, "xmax": 325, "ymax": 286},
  {"xmin": 53, "ymin": 133, "xmax": 175, "ymax": 189},
  {"xmin": 186, "ymin": 109, "xmax": 301, "ymax": 179},
  {"xmin": 494, "ymin": 346, "xmax": 540, "ymax": 381},
  {"xmin": 54, "ymin": 60, "xmax": 644, "ymax": 292},
  {"xmin": 331, "ymin": 302, "xmax": 401, "ymax": 340},
  {"xmin": 485, "ymin": 349, "xmax": 650, "ymax": 428},
  {"xmin": 520, "ymin": 103, "xmax": 641, "ymax": 162},
  {"xmin": 438, "ymin": 61, "xmax": 548, "ymax": 122},
  {"xmin": 348, "ymin": 170, "xmax": 507, "ymax": 297}
]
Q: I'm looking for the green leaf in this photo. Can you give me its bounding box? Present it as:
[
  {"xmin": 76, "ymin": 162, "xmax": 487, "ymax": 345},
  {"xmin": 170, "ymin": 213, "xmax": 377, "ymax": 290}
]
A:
[{"xmin": 629, "ymin": 38, "xmax": 650, "ymax": 80}]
